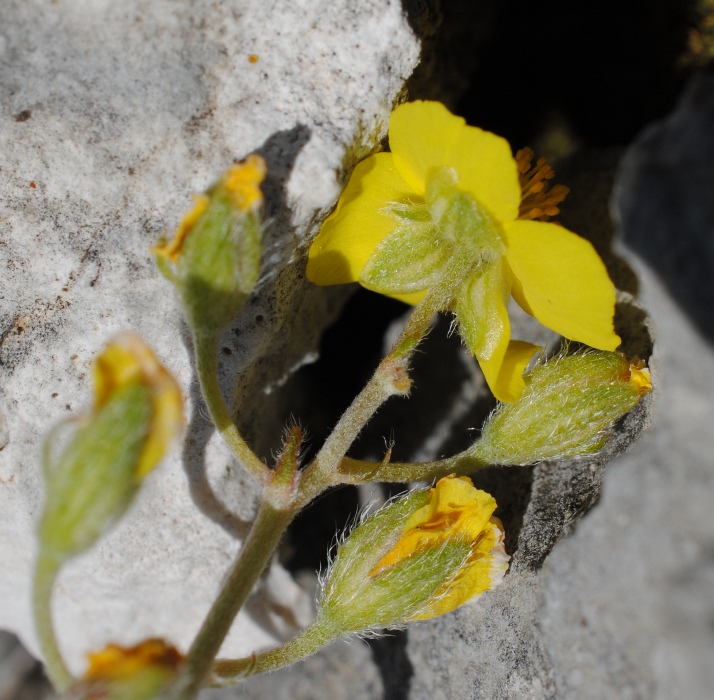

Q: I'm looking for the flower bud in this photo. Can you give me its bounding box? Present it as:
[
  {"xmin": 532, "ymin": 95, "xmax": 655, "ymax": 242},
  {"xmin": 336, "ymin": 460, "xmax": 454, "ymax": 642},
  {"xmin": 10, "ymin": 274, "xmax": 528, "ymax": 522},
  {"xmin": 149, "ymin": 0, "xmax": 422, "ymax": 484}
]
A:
[
  {"xmin": 472, "ymin": 350, "xmax": 652, "ymax": 465},
  {"xmin": 64, "ymin": 639, "xmax": 183, "ymax": 700},
  {"xmin": 38, "ymin": 334, "xmax": 183, "ymax": 562},
  {"xmin": 317, "ymin": 475, "xmax": 508, "ymax": 634},
  {"xmin": 153, "ymin": 154, "xmax": 266, "ymax": 335}
]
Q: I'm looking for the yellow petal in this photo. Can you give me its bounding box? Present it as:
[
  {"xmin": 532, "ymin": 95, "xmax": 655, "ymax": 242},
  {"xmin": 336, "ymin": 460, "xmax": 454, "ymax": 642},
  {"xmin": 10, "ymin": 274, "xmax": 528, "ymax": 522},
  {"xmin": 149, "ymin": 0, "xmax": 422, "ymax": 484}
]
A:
[
  {"xmin": 449, "ymin": 126, "xmax": 520, "ymax": 222},
  {"xmin": 85, "ymin": 639, "xmax": 183, "ymax": 682},
  {"xmin": 389, "ymin": 101, "xmax": 520, "ymax": 222},
  {"xmin": 503, "ymin": 220, "xmax": 621, "ymax": 350},
  {"xmin": 93, "ymin": 333, "xmax": 183, "ymax": 478},
  {"xmin": 372, "ymin": 476, "xmax": 496, "ymax": 573},
  {"xmin": 393, "ymin": 289, "xmax": 426, "ymax": 305},
  {"xmin": 479, "ymin": 340, "xmax": 541, "ymax": 403},
  {"xmin": 389, "ymin": 101, "xmax": 462, "ymax": 193},
  {"xmin": 307, "ymin": 153, "xmax": 413, "ymax": 285},
  {"xmin": 414, "ymin": 516, "xmax": 509, "ymax": 620},
  {"xmin": 375, "ymin": 475, "xmax": 510, "ymax": 621},
  {"xmin": 137, "ymin": 367, "xmax": 184, "ymax": 478},
  {"xmin": 93, "ymin": 342, "xmax": 144, "ymax": 411},
  {"xmin": 628, "ymin": 361, "xmax": 652, "ymax": 396},
  {"xmin": 222, "ymin": 154, "xmax": 267, "ymax": 212},
  {"xmin": 151, "ymin": 195, "xmax": 210, "ymax": 264}
]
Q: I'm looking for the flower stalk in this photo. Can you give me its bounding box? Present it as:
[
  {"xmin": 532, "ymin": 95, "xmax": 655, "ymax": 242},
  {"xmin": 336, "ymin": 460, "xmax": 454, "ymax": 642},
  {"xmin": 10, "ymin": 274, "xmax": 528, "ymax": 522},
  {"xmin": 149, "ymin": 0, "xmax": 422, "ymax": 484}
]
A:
[
  {"xmin": 297, "ymin": 251, "xmax": 475, "ymax": 504},
  {"xmin": 168, "ymin": 497, "xmax": 296, "ymax": 700},
  {"xmin": 33, "ymin": 552, "xmax": 73, "ymax": 691},
  {"xmin": 193, "ymin": 330, "xmax": 269, "ymax": 485},
  {"xmin": 210, "ymin": 619, "xmax": 336, "ymax": 686}
]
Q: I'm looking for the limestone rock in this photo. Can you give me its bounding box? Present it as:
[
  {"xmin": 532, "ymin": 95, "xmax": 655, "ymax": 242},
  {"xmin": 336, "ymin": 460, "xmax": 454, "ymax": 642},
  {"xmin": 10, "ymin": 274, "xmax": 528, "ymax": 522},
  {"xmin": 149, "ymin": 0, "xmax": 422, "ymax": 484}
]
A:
[{"xmin": 0, "ymin": 0, "xmax": 419, "ymax": 675}]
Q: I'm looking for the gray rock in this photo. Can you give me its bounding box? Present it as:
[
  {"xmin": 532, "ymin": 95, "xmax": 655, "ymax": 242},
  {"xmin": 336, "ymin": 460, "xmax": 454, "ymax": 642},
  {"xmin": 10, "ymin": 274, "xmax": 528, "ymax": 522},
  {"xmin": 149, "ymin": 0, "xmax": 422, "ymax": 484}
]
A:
[
  {"xmin": 0, "ymin": 0, "xmax": 419, "ymax": 679},
  {"xmin": 7, "ymin": 3, "xmax": 706, "ymax": 699},
  {"xmin": 404, "ymin": 73, "xmax": 714, "ymax": 699}
]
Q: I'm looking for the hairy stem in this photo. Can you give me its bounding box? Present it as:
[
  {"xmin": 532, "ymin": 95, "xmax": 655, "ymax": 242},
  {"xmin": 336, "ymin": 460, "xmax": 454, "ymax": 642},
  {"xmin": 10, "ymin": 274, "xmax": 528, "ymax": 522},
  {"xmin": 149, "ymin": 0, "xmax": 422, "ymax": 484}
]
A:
[
  {"xmin": 210, "ymin": 616, "xmax": 337, "ymax": 687},
  {"xmin": 336, "ymin": 447, "xmax": 495, "ymax": 484},
  {"xmin": 168, "ymin": 500, "xmax": 295, "ymax": 699},
  {"xmin": 298, "ymin": 256, "xmax": 474, "ymax": 505}
]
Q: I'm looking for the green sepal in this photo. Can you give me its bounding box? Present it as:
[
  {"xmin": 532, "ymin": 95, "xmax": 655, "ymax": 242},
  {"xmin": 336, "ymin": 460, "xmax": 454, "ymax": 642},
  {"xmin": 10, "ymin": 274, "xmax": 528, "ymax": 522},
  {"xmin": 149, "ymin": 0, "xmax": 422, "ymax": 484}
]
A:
[
  {"xmin": 472, "ymin": 350, "xmax": 647, "ymax": 465},
  {"xmin": 360, "ymin": 220, "xmax": 451, "ymax": 295},
  {"xmin": 154, "ymin": 253, "xmax": 178, "ymax": 284},
  {"xmin": 426, "ymin": 167, "xmax": 504, "ymax": 258},
  {"xmin": 64, "ymin": 666, "xmax": 180, "ymax": 700},
  {"xmin": 38, "ymin": 383, "xmax": 152, "ymax": 562},
  {"xmin": 454, "ymin": 257, "xmax": 510, "ymax": 360},
  {"xmin": 179, "ymin": 192, "xmax": 262, "ymax": 334}
]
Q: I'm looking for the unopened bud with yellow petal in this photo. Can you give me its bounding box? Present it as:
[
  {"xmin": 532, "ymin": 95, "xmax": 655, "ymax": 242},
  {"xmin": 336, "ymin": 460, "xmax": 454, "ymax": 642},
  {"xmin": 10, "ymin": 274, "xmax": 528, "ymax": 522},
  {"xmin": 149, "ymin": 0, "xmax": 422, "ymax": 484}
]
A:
[
  {"xmin": 153, "ymin": 154, "xmax": 266, "ymax": 335},
  {"xmin": 471, "ymin": 350, "xmax": 652, "ymax": 465},
  {"xmin": 38, "ymin": 334, "xmax": 183, "ymax": 563},
  {"xmin": 316, "ymin": 475, "xmax": 508, "ymax": 634},
  {"xmin": 64, "ymin": 639, "xmax": 184, "ymax": 700},
  {"xmin": 209, "ymin": 476, "xmax": 508, "ymax": 683}
]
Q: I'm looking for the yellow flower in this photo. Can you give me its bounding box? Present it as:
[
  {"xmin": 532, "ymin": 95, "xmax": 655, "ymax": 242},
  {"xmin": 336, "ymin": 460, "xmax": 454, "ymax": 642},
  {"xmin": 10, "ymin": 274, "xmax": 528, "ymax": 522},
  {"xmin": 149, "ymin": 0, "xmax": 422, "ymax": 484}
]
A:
[
  {"xmin": 307, "ymin": 101, "xmax": 620, "ymax": 401},
  {"xmin": 370, "ymin": 475, "xmax": 508, "ymax": 620}
]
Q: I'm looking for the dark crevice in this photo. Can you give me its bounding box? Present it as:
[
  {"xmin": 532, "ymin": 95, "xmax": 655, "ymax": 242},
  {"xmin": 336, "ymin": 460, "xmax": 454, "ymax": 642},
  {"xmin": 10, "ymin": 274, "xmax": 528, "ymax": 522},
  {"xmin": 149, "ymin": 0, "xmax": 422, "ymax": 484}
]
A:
[{"xmin": 370, "ymin": 631, "xmax": 414, "ymax": 700}]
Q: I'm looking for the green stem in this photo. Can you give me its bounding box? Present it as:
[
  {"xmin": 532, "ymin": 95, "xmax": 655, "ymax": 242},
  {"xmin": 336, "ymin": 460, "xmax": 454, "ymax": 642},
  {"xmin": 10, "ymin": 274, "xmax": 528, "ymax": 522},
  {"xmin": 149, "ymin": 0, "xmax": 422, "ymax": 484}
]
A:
[
  {"xmin": 168, "ymin": 500, "xmax": 296, "ymax": 700},
  {"xmin": 33, "ymin": 552, "xmax": 73, "ymax": 691},
  {"xmin": 336, "ymin": 445, "xmax": 494, "ymax": 484},
  {"xmin": 298, "ymin": 256, "xmax": 474, "ymax": 506},
  {"xmin": 210, "ymin": 617, "xmax": 337, "ymax": 687},
  {"xmin": 193, "ymin": 330, "xmax": 269, "ymax": 485}
]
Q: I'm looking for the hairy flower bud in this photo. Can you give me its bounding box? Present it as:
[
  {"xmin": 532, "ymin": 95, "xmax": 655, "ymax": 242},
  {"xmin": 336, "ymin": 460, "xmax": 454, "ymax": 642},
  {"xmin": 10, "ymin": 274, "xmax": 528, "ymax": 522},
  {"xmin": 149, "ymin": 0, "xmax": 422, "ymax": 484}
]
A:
[
  {"xmin": 317, "ymin": 475, "xmax": 508, "ymax": 634},
  {"xmin": 64, "ymin": 639, "xmax": 184, "ymax": 700},
  {"xmin": 153, "ymin": 155, "xmax": 266, "ymax": 335},
  {"xmin": 38, "ymin": 334, "xmax": 183, "ymax": 563},
  {"xmin": 471, "ymin": 350, "xmax": 652, "ymax": 465}
]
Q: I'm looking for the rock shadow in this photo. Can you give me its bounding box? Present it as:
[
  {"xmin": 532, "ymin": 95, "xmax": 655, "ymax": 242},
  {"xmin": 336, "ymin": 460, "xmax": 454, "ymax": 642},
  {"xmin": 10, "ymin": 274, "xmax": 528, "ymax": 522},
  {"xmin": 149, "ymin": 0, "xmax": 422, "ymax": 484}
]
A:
[
  {"xmin": 181, "ymin": 124, "xmax": 311, "ymax": 537},
  {"xmin": 616, "ymin": 72, "xmax": 714, "ymax": 345}
]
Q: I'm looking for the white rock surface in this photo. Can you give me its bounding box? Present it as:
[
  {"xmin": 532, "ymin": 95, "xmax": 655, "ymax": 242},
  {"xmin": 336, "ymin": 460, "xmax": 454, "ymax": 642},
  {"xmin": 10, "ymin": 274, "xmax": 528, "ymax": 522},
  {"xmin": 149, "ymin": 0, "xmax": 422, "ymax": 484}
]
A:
[{"xmin": 0, "ymin": 0, "xmax": 419, "ymax": 676}]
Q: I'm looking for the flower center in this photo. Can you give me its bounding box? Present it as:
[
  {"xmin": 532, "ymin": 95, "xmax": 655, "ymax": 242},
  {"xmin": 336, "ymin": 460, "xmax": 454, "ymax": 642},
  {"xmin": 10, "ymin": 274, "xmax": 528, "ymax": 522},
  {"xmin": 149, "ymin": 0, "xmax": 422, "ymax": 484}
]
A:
[{"xmin": 516, "ymin": 147, "xmax": 569, "ymax": 221}]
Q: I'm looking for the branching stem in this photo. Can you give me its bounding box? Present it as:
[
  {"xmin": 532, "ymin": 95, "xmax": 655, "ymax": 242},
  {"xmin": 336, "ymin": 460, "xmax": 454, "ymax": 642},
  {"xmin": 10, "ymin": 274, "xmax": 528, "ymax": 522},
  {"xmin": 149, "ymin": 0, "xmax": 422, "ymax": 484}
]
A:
[
  {"xmin": 168, "ymin": 499, "xmax": 295, "ymax": 700},
  {"xmin": 297, "ymin": 255, "xmax": 475, "ymax": 506}
]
